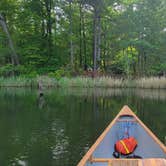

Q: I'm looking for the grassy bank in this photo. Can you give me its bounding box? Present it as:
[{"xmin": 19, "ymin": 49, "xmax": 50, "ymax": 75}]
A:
[{"xmin": 0, "ymin": 76, "xmax": 166, "ymax": 89}]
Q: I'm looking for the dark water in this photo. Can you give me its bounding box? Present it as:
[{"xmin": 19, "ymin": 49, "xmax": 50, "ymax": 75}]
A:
[{"xmin": 0, "ymin": 88, "xmax": 165, "ymax": 166}]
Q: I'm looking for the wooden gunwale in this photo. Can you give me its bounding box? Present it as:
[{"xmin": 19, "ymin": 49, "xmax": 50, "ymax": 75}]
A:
[{"xmin": 77, "ymin": 105, "xmax": 166, "ymax": 166}]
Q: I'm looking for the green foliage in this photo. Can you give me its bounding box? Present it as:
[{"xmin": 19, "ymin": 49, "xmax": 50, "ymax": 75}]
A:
[
  {"xmin": 150, "ymin": 63, "xmax": 166, "ymax": 75},
  {"xmin": 48, "ymin": 68, "xmax": 71, "ymax": 80},
  {"xmin": 0, "ymin": 64, "xmax": 14, "ymax": 76},
  {"xmin": 0, "ymin": 0, "xmax": 165, "ymax": 77}
]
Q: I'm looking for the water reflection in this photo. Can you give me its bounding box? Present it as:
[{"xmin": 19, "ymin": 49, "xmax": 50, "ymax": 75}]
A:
[
  {"xmin": 1, "ymin": 88, "xmax": 166, "ymax": 100},
  {"xmin": 51, "ymin": 121, "xmax": 69, "ymax": 160},
  {"xmin": 46, "ymin": 88, "xmax": 166, "ymax": 100},
  {"xmin": 0, "ymin": 88, "xmax": 165, "ymax": 166},
  {"xmin": 37, "ymin": 95, "xmax": 45, "ymax": 109},
  {"xmin": 11, "ymin": 157, "xmax": 28, "ymax": 166}
]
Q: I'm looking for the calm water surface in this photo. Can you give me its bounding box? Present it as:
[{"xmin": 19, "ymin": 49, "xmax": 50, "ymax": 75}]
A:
[{"xmin": 0, "ymin": 88, "xmax": 165, "ymax": 166}]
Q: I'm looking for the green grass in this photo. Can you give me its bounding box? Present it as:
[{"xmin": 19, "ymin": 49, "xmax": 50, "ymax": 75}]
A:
[{"xmin": 0, "ymin": 76, "xmax": 166, "ymax": 89}]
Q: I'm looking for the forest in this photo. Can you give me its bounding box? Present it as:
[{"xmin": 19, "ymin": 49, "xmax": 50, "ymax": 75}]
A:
[{"xmin": 0, "ymin": 0, "xmax": 166, "ymax": 78}]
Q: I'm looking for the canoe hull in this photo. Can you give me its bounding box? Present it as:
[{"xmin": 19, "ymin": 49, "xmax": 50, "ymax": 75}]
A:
[{"xmin": 77, "ymin": 106, "xmax": 166, "ymax": 166}]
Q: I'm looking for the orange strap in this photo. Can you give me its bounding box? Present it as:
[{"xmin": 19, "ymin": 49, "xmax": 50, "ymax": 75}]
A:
[{"xmin": 120, "ymin": 140, "xmax": 130, "ymax": 154}]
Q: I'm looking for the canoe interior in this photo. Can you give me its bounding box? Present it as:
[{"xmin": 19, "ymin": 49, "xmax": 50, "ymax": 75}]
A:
[{"xmin": 85, "ymin": 115, "xmax": 166, "ymax": 166}]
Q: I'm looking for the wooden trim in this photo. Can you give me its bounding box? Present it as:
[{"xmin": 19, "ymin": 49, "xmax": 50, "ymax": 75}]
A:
[
  {"xmin": 91, "ymin": 158, "xmax": 111, "ymax": 163},
  {"xmin": 138, "ymin": 160, "xmax": 143, "ymax": 166},
  {"xmin": 163, "ymin": 159, "xmax": 166, "ymax": 165},
  {"xmin": 77, "ymin": 105, "xmax": 166, "ymax": 166},
  {"xmin": 108, "ymin": 160, "xmax": 112, "ymax": 166}
]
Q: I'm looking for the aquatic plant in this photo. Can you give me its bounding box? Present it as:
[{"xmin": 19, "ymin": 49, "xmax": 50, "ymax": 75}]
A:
[{"xmin": 0, "ymin": 76, "xmax": 165, "ymax": 89}]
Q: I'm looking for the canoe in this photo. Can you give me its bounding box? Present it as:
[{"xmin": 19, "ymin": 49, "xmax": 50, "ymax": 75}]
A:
[{"xmin": 77, "ymin": 105, "xmax": 166, "ymax": 166}]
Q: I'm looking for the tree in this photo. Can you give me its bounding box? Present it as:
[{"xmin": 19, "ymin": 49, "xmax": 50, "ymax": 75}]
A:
[
  {"xmin": 0, "ymin": 0, "xmax": 165, "ymax": 77},
  {"xmin": 0, "ymin": 13, "xmax": 19, "ymax": 66}
]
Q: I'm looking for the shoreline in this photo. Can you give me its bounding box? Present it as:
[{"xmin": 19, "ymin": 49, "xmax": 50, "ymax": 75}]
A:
[{"xmin": 0, "ymin": 76, "xmax": 166, "ymax": 89}]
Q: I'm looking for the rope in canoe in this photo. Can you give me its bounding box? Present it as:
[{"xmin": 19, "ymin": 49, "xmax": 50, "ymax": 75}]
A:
[{"xmin": 117, "ymin": 120, "xmax": 137, "ymax": 140}]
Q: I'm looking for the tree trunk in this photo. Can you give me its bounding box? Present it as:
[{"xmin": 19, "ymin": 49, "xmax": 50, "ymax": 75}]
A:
[
  {"xmin": 103, "ymin": 32, "xmax": 106, "ymax": 71},
  {"xmin": 80, "ymin": 1, "xmax": 87, "ymax": 70},
  {"xmin": 79, "ymin": 2, "xmax": 83, "ymax": 67},
  {"xmin": 97, "ymin": 15, "xmax": 101, "ymax": 66},
  {"xmin": 93, "ymin": 8, "xmax": 98, "ymax": 72},
  {"xmin": 45, "ymin": 0, "xmax": 52, "ymax": 58},
  {"xmin": 138, "ymin": 53, "xmax": 142, "ymax": 77},
  {"xmin": 69, "ymin": 1, "xmax": 74, "ymax": 67},
  {"xmin": 82, "ymin": 11, "xmax": 87, "ymax": 71},
  {"xmin": 144, "ymin": 53, "xmax": 147, "ymax": 76},
  {"xmin": 0, "ymin": 13, "xmax": 19, "ymax": 65},
  {"xmin": 93, "ymin": 6, "xmax": 101, "ymax": 73}
]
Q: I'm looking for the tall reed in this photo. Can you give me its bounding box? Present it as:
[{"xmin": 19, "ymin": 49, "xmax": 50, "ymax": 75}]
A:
[{"xmin": 0, "ymin": 76, "xmax": 165, "ymax": 89}]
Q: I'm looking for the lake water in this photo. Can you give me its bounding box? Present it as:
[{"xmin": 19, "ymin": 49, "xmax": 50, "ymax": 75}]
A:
[{"xmin": 0, "ymin": 88, "xmax": 165, "ymax": 166}]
